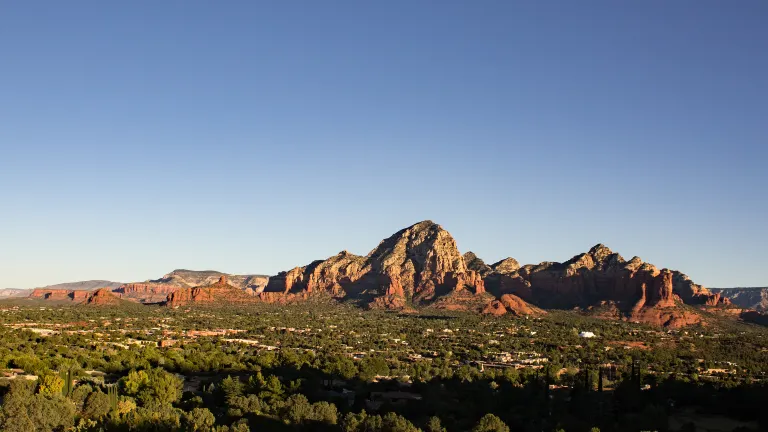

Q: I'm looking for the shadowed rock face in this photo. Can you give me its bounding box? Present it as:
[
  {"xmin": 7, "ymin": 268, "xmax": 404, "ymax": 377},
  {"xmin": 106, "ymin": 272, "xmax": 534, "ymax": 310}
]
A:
[
  {"xmin": 464, "ymin": 252, "xmax": 493, "ymax": 277},
  {"xmin": 264, "ymin": 221, "xmax": 486, "ymax": 308},
  {"xmin": 710, "ymin": 287, "xmax": 768, "ymax": 311},
  {"xmin": 475, "ymin": 244, "xmax": 723, "ymax": 328},
  {"xmin": 260, "ymin": 224, "xmax": 732, "ymax": 327}
]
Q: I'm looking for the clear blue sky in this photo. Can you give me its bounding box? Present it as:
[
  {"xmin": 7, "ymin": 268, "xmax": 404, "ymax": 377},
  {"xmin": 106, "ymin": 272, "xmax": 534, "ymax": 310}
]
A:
[{"xmin": 1, "ymin": 1, "xmax": 766, "ymax": 289}]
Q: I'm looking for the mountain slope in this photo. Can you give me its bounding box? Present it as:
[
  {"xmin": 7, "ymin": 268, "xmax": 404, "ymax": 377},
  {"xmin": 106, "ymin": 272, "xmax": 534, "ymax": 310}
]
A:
[
  {"xmin": 264, "ymin": 221, "xmax": 487, "ymax": 309},
  {"xmin": 165, "ymin": 276, "xmax": 257, "ymax": 307},
  {"xmin": 0, "ymin": 289, "xmax": 32, "ymax": 298},
  {"xmin": 150, "ymin": 269, "xmax": 269, "ymax": 292},
  {"xmin": 478, "ymin": 244, "xmax": 729, "ymax": 327},
  {"xmin": 34, "ymin": 280, "xmax": 123, "ymax": 291},
  {"xmin": 710, "ymin": 288, "xmax": 768, "ymax": 311}
]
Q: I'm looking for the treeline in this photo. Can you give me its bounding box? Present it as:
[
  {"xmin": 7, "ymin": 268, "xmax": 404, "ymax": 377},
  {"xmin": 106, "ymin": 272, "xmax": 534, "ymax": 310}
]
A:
[{"xmin": 1, "ymin": 354, "xmax": 767, "ymax": 432}]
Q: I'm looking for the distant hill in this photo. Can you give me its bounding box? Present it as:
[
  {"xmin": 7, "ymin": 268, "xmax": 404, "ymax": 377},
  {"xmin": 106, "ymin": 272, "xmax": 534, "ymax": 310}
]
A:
[
  {"xmin": 710, "ymin": 288, "xmax": 768, "ymax": 312},
  {"xmin": 34, "ymin": 280, "xmax": 124, "ymax": 291},
  {"xmin": 150, "ymin": 269, "xmax": 270, "ymax": 292},
  {"xmin": 0, "ymin": 288, "xmax": 32, "ymax": 299}
]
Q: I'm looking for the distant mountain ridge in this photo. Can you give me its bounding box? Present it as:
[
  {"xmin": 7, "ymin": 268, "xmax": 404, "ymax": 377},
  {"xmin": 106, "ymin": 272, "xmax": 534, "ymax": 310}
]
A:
[
  {"xmin": 151, "ymin": 269, "xmax": 269, "ymax": 292},
  {"xmin": 33, "ymin": 280, "xmax": 124, "ymax": 291},
  {"xmin": 261, "ymin": 221, "xmax": 733, "ymax": 327},
  {"xmin": 710, "ymin": 287, "xmax": 768, "ymax": 312},
  {"xmin": 15, "ymin": 220, "xmax": 761, "ymax": 328},
  {"xmin": 114, "ymin": 269, "xmax": 270, "ymax": 303},
  {"xmin": 0, "ymin": 288, "xmax": 32, "ymax": 298}
]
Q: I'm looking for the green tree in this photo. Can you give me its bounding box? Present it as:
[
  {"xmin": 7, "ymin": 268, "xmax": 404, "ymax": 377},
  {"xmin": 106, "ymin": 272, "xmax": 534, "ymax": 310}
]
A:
[
  {"xmin": 427, "ymin": 416, "xmax": 446, "ymax": 432},
  {"xmin": 37, "ymin": 372, "xmax": 65, "ymax": 396},
  {"xmin": 220, "ymin": 375, "xmax": 244, "ymax": 403},
  {"xmin": 184, "ymin": 407, "xmax": 216, "ymax": 432},
  {"xmin": 472, "ymin": 414, "xmax": 510, "ymax": 432},
  {"xmin": 83, "ymin": 390, "xmax": 112, "ymax": 419},
  {"xmin": 138, "ymin": 368, "xmax": 183, "ymax": 405}
]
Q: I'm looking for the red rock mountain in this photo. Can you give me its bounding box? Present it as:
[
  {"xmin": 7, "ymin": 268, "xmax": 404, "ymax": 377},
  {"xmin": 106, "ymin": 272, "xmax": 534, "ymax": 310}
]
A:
[
  {"xmin": 165, "ymin": 276, "xmax": 257, "ymax": 308},
  {"xmin": 85, "ymin": 288, "xmax": 123, "ymax": 305},
  {"xmin": 114, "ymin": 283, "xmax": 178, "ymax": 303},
  {"xmin": 478, "ymin": 244, "xmax": 729, "ymax": 327},
  {"xmin": 482, "ymin": 294, "xmax": 546, "ymax": 317},
  {"xmin": 260, "ymin": 222, "xmax": 734, "ymax": 326},
  {"xmin": 114, "ymin": 270, "xmax": 269, "ymax": 303},
  {"xmin": 20, "ymin": 221, "xmax": 740, "ymax": 328},
  {"xmin": 264, "ymin": 221, "xmax": 489, "ymax": 310},
  {"xmin": 30, "ymin": 289, "xmax": 90, "ymax": 302}
]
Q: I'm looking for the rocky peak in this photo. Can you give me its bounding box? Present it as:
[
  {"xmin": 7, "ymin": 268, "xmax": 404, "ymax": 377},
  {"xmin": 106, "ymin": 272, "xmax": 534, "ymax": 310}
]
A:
[
  {"xmin": 367, "ymin": 220, "xmax": 466, "ymax": 275},
  {"xmin": 464, "ymin": 252, "xmax": 493, "ymax": 277},
  {"xmin": 86, "ymin": 288, "xmax": 121, "ymax": 305},
  {"xmin": 491, "ymin": 257, "xmax": 521, "ymax": 274}
]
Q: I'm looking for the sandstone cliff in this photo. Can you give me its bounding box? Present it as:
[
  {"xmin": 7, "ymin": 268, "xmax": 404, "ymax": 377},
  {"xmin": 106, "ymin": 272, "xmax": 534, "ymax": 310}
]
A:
[
  {"xmin": 86, "ymin": 288, "xmax": 123, "ymax": 305},
  {"xmin": 30, "ymin": 289, "xmax": 90, "ymax": 301},
  {"xmin": 672, "ymin": 272, "xmax": 731, "ymax": 306},
  {"xmin": 710, "ymin": 287, "xmax": 768, "ymax": 311},
  {"xmin": 265, "ymin": 221, "xmax": 487, "ymax": 309},
  {"xmin": 165, "ymin": 276, "xmax": 257, "ymax": 308},
  {"xmin": 475, "ymin": 244, "xmax": 720, "ymax": 328},
  {"xmin": 0, "ymin": 288, "xmax": 31, "ymax": 299},
  {"xmin": 152, "ymin": 269, "xmax": 269, "ymax": 292},
  {"xmin": 482, "ymin": 294, "xmax": 546, "ymax": 317},
  {"xmin": 116, "ymin": 270, "xmax": 269, "ymax": 303},
  {"xmin": 114, "ymin": 283, "xmax": 179, "ymax": 303}
]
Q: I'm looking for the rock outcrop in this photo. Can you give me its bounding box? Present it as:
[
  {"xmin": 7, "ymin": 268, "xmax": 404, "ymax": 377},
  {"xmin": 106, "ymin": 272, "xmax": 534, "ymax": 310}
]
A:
[
  {"xmin": 165, "ymin": 276, "xmax": 257, "ymax": 308},
  {"xmin": 265, "ymin": 221, "xmax": 486, "ymax": 308},
  {"xmin": 672, "ymin": 272, "xmax": 730, "ymax": 306},
  {"xmin": 152, "ymin": 270, "xmax": 269, "ymax": 293},
  {"xmin": 0, "ymin": 288, "xmax": 32, "ymax": 299},
  {"xmin": 118, "ymin": 270, "xmax": 269, "ymax": 303},
  {"xmin": 482, "ymin": 294, "xmax": 545, "ymax": 317},
  {"xmin": 710, "ymin": 287, "xmax": 768, "ymax": 311},
  {"xmin": 114, "ymin": 283, "xmax": 179, "ymax": 303},
  {"xmin": 30, "ymin": 289, "xmax": 90, "ymax": 301},
  {"xmin": 86, "ymin": 288, "xmax": 122, "ymax": 305},
  {"xmin": 464, "ymin": 252, "xmax": 493, "ymax": 277},
  {"xmin": 474, "ymin": 244, "xmax": 719, "ymax": 328}
]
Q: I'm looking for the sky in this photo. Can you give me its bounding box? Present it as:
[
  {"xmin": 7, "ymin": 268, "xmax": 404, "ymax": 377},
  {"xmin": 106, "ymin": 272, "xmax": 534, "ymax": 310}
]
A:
[{"xmin": 1, "ymin": 1, "xmax": 766, "ymax": 289}]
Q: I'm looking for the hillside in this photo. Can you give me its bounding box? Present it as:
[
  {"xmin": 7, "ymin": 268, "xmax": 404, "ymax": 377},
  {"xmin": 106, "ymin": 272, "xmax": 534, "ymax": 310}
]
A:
[
  {"xmin": 14, "ymin": 220, "xmax": 756, "ymax": 329},
  {"xmin": 264, "ymin": 221, "xmax": 736, "ymax": 327},
  {"xmin": 710, "ymin": 287, "xmax": 768, "ymax": 311},
  {"xmin": 33, "ymin": 280, "xmax": 123, "ymax": 291}
]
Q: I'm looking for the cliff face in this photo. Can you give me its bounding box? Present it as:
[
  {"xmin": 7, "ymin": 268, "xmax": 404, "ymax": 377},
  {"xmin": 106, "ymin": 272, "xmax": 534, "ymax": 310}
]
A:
[
  {"xmin": 117, "ymin": 270, "xmax": 269, "ymax": 304},
  {"xmin": 503, "ymin": 245, "xmax": 677, "ymax": 309},
  {"xmin": 482, "ymin": 294, "xmax": 546, "ymax": 317},
  {"xmin": 152, "ymin": 270, "xmax": 269, "ymax": 293},
  {"xmin": 114, "ymin": 283, "xmax": 179, "ymax": 303},
  {"xmin": 476, "ymin": 244, "xmax": 716, "ymax": 328},
  {"xmin": 165, "ymin": 276, "xmax": 257, "ymax": 307},
  {"xmin": 86, "ymin": 288, "xmax": 122, "ymax": 305},
  {"xmin": 0, "ymin": 289, "xmax": 32, "ymax": 299},
  {"xmin": 710, "ymin": 287, "xmax": 768, "ymax": 311},
  {"xmin": 265, "ymin": 221, "xmax": 486, "ymax": 308},
  {"xmin": 672, "ymin": 272, "xmax": 731, "ymax": 306},
  {"xmin": 30, "ymin": 289, "xmax": 90, "ymax": 301}
]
